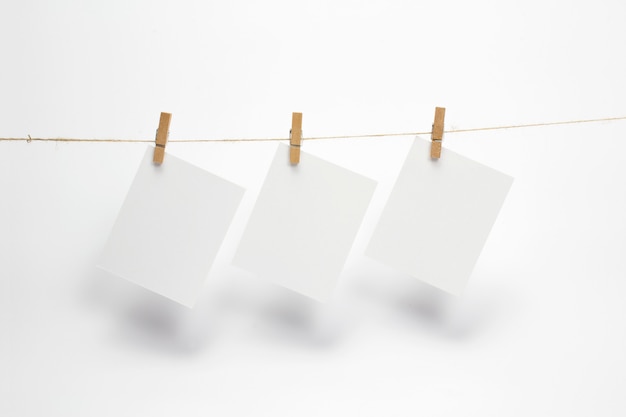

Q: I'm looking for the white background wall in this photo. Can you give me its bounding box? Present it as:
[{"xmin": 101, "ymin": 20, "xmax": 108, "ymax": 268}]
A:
[{"xmin": 1, "ymin": 1, "xmax": 625, "ymax": 415}]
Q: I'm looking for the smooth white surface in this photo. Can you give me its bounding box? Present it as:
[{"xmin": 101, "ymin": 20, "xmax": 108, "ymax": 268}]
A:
[
  {"xmin": 98, "ymin": 147, "xmax": 244, "ymax": 307},
  {"xmin": 233, "ymin": 143, "xmax": 376, "ymax": 301},
  {"xmin": 2, "ymin": 1, "xmax": 626, "ymax": 416},
  {"xmin": 367, "ymin": 137, "xmax": 513, "ymax": 295}
]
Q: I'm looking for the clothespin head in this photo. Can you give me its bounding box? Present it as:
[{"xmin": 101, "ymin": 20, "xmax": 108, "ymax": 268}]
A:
[
  {"xmin": 153, "ymin": 112, "xmax": 172, "ymax": 165},
  {"xmin": 430, "ymin": 107, "xmax": 446, "ymax": 159},
  {"xmin": 290, "ymin": 112, "xmax": 303, "ymax": 165}
]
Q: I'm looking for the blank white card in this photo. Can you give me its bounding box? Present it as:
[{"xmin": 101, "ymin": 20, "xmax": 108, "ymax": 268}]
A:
[
  {"xmin": 233, "ymin": 144, "xmax": 377, "ymax": 302},
  {"xmin": 366, "ymin": 138, "xmax": 513, "ymax": 295},
  {"xmin": 98, "ymin": 147, "xmax": 244, "ymax": 307}
]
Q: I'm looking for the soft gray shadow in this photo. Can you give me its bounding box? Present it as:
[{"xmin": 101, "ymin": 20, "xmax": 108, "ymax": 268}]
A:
[
  {"xmin": 392, "ymin": 282, "xmax": 494, "ymax": 340},
  {"xmin": 115, "ymin": 292, "xmax": 214, "ymax": 355},
  {"xmin": 81, "ymin": 267, "xmax": 214, "ymax": 355},
  {"xmin": 351, "ymin": 271, "xmax": 514, "ymax": 342},
  {"xmin": 252, "ymin": 287, "xmax": 354, "ymax": 349}
]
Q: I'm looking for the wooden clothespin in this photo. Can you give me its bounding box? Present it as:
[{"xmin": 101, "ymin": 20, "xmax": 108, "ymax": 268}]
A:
[
  {"xmin": 153, "ymin": 112, "xmax": 172, "ymax": 165},
  {"xmin": 290, "ymin": 112, "xmax": 303, "ymax": 165},
  {"xmin": 430, "ymin": 107, "xmax": 446, "ymax": 159}
]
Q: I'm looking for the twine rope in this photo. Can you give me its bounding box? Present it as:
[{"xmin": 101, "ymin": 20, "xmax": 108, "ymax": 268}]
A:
[{"xmin": 1, "ymin": 115, "xmax": 625, "ymax": 144}]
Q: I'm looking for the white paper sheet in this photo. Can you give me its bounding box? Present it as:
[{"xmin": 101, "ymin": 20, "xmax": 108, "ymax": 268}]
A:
[
  {"xmin": 98, "ymin": 147, "xmax": 244, "ymax": 307},
  {"xmin": 233, "ymin": 143, "xmax": 377, "ymax": 302},
  {"xmin": 366, "ymin": 137, "xmax": 513, "ymax": 295}
]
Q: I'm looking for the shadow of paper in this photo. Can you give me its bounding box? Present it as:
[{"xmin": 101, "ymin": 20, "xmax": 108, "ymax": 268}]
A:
[
  {"xmin": 115, "ymin": 293, "xmax": 214, "ymax": 355},
  {"xmin": 81, "ymin": 267, "xmax": 214, "ymax": 355},
  {"xmin": 349, "ymin": 269, "xmax": 515, "ymax": 342},
  {"xmin": 250, "ymin": 287, "xmax": 354, "ymax": 349},
  {"xmin": 391, "ymin": 283, "xmax": 493, "ymax": 340},
  {"xmin": 82, "ymin": 266, "xmax": 356, "ymax": 354}
]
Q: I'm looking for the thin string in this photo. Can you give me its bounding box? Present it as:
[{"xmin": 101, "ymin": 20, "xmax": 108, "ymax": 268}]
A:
[{"xmin": 1, "ymin": 115, "xmax": 625, "ymax": 144}]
